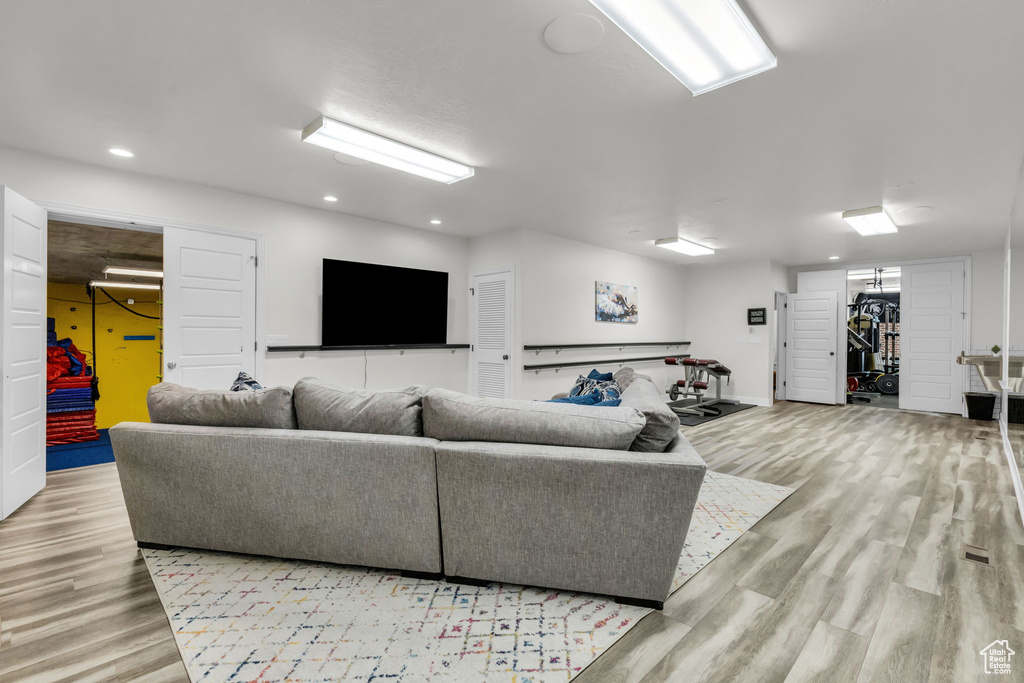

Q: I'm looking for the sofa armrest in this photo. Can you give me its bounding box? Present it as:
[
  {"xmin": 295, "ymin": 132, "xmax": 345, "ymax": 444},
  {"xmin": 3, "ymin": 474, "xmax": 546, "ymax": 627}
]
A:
[
  {"xmin": 435, "ymin": 439, "xmax": 706, "ymax": 603},
  {"xmin": 110, "ymin": 422, "xmax": 443, "ymax": 573}
]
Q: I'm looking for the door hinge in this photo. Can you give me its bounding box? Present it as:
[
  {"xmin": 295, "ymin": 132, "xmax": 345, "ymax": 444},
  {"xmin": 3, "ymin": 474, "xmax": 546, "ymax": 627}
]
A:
[
  {"xmin": 783, "ymin": 381, "xmax": 786, "ymax": 386},
  {"xmin": 470, "ymin": 287, "xmax": 475, "ymax": 295},
  {"xmin": 784, "ymin": 302, "xmax": 787, "ymax": 308},
  {"xmin": 471, "ymin": 344, "xmax": 474, "ymax": 351},
  {"xmin": 254, "ymin": 256, "xmax": 258, "ymax": 267},
  {"xmin": 784, "ymin": 342, "xmax": 787, "ymax": 347},
  {"xmin": 255, "ymin": 340, "xmax": 258, "ymax": 351}
]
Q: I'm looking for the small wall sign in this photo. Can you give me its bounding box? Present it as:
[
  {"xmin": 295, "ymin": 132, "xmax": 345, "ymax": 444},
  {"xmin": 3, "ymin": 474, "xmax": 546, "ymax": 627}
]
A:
[{"xmin": 747, "ymin": 308, "xmax": 767, "ymax": 325}]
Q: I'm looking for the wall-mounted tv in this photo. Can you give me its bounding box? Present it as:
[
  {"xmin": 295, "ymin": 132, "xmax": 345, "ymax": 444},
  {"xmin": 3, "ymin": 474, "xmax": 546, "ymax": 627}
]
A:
[{"xmin": 322, "ymin": 258, "xmax": 449, "ymax": 346}]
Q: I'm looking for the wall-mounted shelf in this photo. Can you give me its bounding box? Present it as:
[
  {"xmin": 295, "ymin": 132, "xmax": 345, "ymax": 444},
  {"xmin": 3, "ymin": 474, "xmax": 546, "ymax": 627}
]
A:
[
  {"xmin": 524, "ymin": 341, "xmax": 690, "ymax": 355},
  {"xmin": 523, "ymin": 354, "xmax": 689, "ymax": 374},
  {"xmin": 267, "ymin": 343, "xmax": 469, "ymax": 357}
]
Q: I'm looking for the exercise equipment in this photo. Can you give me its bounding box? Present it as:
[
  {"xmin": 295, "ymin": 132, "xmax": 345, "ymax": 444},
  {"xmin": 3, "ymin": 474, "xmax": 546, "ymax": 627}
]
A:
[
  {"xmin": 664, "ymin": 356, "xmax": 737, "ymax": 417},
  {"xmin": 846, "ymin": 289, "xmax": 900, "ymax": 404}
]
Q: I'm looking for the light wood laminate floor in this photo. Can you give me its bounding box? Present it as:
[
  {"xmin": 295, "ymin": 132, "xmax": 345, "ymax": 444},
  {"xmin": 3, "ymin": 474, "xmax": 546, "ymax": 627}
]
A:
[{"xmin": 1, "ymin": 401, "xmax": 1021, "ymax": 682}]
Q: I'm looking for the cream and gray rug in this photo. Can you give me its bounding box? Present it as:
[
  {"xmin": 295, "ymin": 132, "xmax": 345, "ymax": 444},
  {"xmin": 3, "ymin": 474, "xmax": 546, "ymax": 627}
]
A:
[{"xmin": 144, "ymin": 471, "xmax": 793, "ymax": 682}]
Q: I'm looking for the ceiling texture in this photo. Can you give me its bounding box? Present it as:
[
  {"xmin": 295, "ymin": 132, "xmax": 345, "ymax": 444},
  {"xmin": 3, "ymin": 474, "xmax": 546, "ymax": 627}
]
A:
[
  {"xmin": 2, "ymin": 0, "xmax": 1023, "ymax": 266},
  {"xmin": 47, "ymin": 221, "xmax": 162, "ymax": 285}
]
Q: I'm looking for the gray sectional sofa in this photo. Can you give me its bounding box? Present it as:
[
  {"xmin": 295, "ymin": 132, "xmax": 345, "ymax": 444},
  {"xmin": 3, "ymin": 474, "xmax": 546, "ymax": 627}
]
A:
[{"xmin": 111, "ymin": 369, "xmax": 707, "ymax": 608}]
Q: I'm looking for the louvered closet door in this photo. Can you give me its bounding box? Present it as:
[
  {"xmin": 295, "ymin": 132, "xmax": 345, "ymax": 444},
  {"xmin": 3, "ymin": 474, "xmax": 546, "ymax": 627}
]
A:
[{"xmin": 471, "ymin": 270, "xmax": 514, "ymax": 398}]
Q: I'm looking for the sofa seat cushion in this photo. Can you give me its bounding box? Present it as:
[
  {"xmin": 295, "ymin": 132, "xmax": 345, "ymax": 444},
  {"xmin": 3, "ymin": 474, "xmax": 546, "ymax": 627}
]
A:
[
  {"xmin": 423, "ymin": 388, "xmax": 645, "ymax": 450},
  {"xmin": 294, "ymin": 378, "xmax": 427, "ymax": 437},
  {"xmin": 147, "ymin": 382, "xmax": 296, "ymax": 429},
  {"xmin": 619, "ymin": 376, "xmax": 681, "ymax": 452}
]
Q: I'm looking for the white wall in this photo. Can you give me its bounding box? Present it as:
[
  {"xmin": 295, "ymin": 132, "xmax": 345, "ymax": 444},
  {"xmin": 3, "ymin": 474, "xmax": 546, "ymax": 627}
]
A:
[
  {"xmin": 0, "ymin": 146, "xmax": 470, "ymax": 391},
  {"xmin": 683, "ymin": 260, "xmax": 777, "ymax": 406},
  {"xmin": 468, "ymin": 229, "xmax": 689, "ymax": 400}
]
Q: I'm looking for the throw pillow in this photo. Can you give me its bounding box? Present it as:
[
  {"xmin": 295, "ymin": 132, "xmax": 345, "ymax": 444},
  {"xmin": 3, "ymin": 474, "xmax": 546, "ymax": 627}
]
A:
[
  {"xmin": 546, "ymin": 393, "xmax": 601, "ymax": 405},
  {"xmin": 587, "ymin": 369, "xmax": 614, "ymax": 382},
  {"xmin": 230, "ymin": 372, "xmax": 263, "ymax": 392}
]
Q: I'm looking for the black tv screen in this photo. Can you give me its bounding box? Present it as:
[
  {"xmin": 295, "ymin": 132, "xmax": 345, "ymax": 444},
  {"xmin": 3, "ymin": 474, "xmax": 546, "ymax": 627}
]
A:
[{"xmin": 322, "ymin": 258, "xmax": 449, "ymax": 346}]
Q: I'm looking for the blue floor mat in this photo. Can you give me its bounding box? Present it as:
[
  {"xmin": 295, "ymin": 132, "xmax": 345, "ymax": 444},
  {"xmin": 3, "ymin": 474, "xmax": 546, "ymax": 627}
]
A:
[{"xmin": 46, "ymin": 429, "xmax": 115, "ymax": 471}]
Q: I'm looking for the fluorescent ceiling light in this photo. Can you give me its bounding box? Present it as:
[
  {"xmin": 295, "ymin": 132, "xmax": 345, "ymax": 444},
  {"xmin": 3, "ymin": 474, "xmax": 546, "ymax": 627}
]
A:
[
  {"xmin": 842, "ymin": 206, "xmax": 898, "ymax": 236},
  {"xmin": 588, "ymin": 0, "xmax": 777, "ymax": 95},
  {"xmin": 865, "ymin": 287, "xmax": 900, "ymax": 293},
  {"xmin": 103, "ymin": 267, "xmax": 163, "ymax": 278},
  {"xmin": 430, "ymin": 219, "xmax": 442, "ymax": 225},
  {"xmin": 90, "ymin": 281, "xmax": 161, "ymax": 290},
  {"xmin": 655, "ymin": 237, "xmax": 715, "ymax": 255},
  {"xmin": 108, "ymin": 148, "xmax": 134, "ymax": 158},
  {"xmin": 302, "ymin": 116, "xmax": 474, "ymax": 184},
  {"xmin": 323, "ymin": 195, "xmax": 338, "ymax": 202}
]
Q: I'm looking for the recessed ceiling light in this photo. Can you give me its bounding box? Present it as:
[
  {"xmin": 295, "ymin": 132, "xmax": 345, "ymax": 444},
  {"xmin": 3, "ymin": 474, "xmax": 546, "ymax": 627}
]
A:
[
  {"xmin": 588, "ymin": 0, "xmax": 777, "ymax": 95},
  {"xmin": 108, "ymin": 148, "xmax": 134, "ymax": 158},
  {"xmin": 629, "ymin": 230, "xmax": 641, "ymax": 235},
  {"xmin": 90, "ymin": 281, "xmax": 161, "ymax": 290},
  {"xmin": 323, "ymin": 195, "xmax": 338, "ymax": 202},
  {"xmin": 302, "ymin": 116, "xmax": 474, "ymax": 184},
  {"xmin": 544, "ymin": 14, "xmax": 605, "ymax": 54},
  {"xmin": 842, "ymin": 206, "xmax": 898, "ymax": 236},
  {"xmin": 430, "ymin": 219, "xmax": 442, "ymax": 225},
  {"xmin": 103, "ymin": 267, "xmax": 163, "ymax": 278},
  {"xmin": 655, "ymin": 237, "xmax": 714, "ymax": 256},
  {"xmin": 828, "ymin": 256, "xmax": 840, "ymax": 260}
]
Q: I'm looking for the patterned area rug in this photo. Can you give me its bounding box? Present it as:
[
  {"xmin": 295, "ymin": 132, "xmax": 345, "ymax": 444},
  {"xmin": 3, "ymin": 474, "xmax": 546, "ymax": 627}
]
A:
[{"xmin": 144, "ymin": 471, "xmax": 793, "ymax": 682}]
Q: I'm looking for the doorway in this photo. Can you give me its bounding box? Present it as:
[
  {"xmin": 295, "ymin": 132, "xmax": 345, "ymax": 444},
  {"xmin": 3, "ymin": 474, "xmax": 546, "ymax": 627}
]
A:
[
  {"xmin": 845, "ymin": 266, "xmax": 901, "ymax": 409},
  {"xmin": 45, "ymin": 220, "xmax": 163, "ymax": 470},
  {"xmin": 1, "ymin": 186, "xmax": 265, "ymax": 521}
]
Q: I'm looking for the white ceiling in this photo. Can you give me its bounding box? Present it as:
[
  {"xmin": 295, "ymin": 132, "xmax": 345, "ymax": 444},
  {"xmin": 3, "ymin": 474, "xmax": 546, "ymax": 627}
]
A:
[{"xmin": 1, "ymin": 0, "xmax": 1023, "ymax": 266}]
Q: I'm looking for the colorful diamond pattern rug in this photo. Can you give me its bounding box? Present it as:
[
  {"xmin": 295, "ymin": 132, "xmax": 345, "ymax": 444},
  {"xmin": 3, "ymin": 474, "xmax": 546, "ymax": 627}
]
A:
[{"xmin": 143, "ymin": 471, "xmax": 793, "ymax": 682}]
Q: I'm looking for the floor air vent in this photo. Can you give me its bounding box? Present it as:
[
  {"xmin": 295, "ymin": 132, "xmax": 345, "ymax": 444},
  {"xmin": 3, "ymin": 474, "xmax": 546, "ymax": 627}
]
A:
[{"xmin": 963, "ymin": 544, "xmax": 991, "ymax": 565}]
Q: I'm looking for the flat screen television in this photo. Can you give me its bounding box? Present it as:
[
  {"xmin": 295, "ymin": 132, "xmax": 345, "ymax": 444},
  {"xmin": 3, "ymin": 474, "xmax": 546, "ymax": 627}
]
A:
[{"xmin": 322, "ymin": 258, "xmax": 449, "ymax": 346}]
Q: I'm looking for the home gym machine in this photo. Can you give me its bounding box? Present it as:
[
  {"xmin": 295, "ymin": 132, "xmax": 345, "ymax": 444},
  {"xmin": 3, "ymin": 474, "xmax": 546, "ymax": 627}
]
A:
[
  {"xmin": 846, "ymin": 286, "xmax": 900, "ymax": 403},
  {"xmin": 664, "ymin": 356, "xmax": 736, "ymax": 417}
]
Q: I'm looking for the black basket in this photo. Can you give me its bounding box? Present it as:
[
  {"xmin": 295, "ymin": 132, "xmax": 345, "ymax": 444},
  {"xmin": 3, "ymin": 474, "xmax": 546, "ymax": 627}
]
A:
[
  {"xmin": 964, "ymin": 392, "xmax": 996, "ymax": 421},
  {"xmin": 1009, "ymin": 395, "xmax": 1024, "ymax": 425}
]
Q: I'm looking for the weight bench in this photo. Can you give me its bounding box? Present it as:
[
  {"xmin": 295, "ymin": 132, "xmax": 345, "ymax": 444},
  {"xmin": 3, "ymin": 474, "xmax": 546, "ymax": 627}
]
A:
[{"xmin": 664, "ymin": 356, "xmax": 737, "ymax": 417}]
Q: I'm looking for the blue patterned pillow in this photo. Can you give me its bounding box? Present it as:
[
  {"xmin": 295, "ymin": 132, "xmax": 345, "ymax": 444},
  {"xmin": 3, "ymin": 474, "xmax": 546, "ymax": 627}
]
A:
[
  {"xmin": 568, "ymin": 375, "xmax": 620, "ymax": 401},
  {"xmin": 547, "ymin": 393, "xmax": 601, "ymax": 405},
  {"xmin": 230, "ymin": 372, "xmax": 263, "ymax": 392},
  {"xmin": 587, "ymin": 369, "xmax": 614, "ymax": 382}
]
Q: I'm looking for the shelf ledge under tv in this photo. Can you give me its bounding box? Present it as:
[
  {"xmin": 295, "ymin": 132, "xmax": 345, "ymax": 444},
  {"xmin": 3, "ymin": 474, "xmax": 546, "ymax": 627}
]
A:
[{"xmin": 267, "ymin": 344, "xmax": 470, "ymax": 353}]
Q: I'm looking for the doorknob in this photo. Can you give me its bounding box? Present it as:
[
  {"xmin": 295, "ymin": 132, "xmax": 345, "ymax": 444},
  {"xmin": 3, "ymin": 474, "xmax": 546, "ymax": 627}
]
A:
[
  {"xmin": 167, "ymin": 361, "xmax": 177, "ymax": 369},
  {"xmin": 503, "ymin": 355, "xmax": 509, "ymax": 360},
  {"xmin": 829, "ymin": 352, "xmax": 835, "ymax": 356}
]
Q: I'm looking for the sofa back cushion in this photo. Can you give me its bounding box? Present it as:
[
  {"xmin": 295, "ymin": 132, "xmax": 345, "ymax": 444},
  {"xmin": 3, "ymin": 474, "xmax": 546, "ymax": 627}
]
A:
[
  {"xmin": 619, "ymin": 376, "xmax": 680, "ymax": 452},
  {"xmin": 293, "ymin": 378, "xmax": 427, "ymax": 437},
  {"xmin": 423, "ymin": 388, "xmax": 645, "ymax": 451},
  {"xmin": 147, "ymin": 382, "xmax": 297, "ymax": 429}
]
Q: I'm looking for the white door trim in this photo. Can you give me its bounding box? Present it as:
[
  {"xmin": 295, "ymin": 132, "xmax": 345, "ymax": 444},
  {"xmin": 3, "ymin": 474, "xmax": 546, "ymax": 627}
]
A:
[
  {"xmin": 774, "ymin": 290, "xmax": 788, "ymax": 401},
  {"xmin": 469, "ymin": 266, "xmax": 516, "ymax": 399},
  {"xmin": 35, "ymin": 201, "xmax": 265, "ymax": 381}
]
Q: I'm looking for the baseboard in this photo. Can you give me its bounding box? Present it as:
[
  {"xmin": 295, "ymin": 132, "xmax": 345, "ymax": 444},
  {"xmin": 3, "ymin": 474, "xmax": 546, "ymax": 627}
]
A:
[
  {"xmin": 1000, "ymin": 420, "xmax": 1024, "ymax": 529},
  {"xmin": 721, "ymin": 395, "xmax": 773, "ymax": 407}
]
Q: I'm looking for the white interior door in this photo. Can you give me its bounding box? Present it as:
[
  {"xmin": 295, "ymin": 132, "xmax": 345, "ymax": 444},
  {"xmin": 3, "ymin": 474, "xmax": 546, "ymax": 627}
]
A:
[
  {"xmin": 785, "ymin": 291, "xmax": 839, "ymax": 405},
  {"xmin": 900, "ymin": 261, "xmax": 966, "ymax": 414},
  {"xmin": 163, "ymin": 227, "xmax": 257, "ymax": 389},
  {"xmin": 1, "ymin": 187, "xmax": 47, "ymax": 520},
  {"xmin": 470, "ymin": 270, "xmax": 514, "ymax": 398}
]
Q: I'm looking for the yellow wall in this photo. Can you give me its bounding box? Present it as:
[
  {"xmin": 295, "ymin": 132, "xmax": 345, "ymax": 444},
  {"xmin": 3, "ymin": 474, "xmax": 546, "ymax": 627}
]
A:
[{"xmin": 47, "ymin": 283, "xmax": 162, "ymax": 428}]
